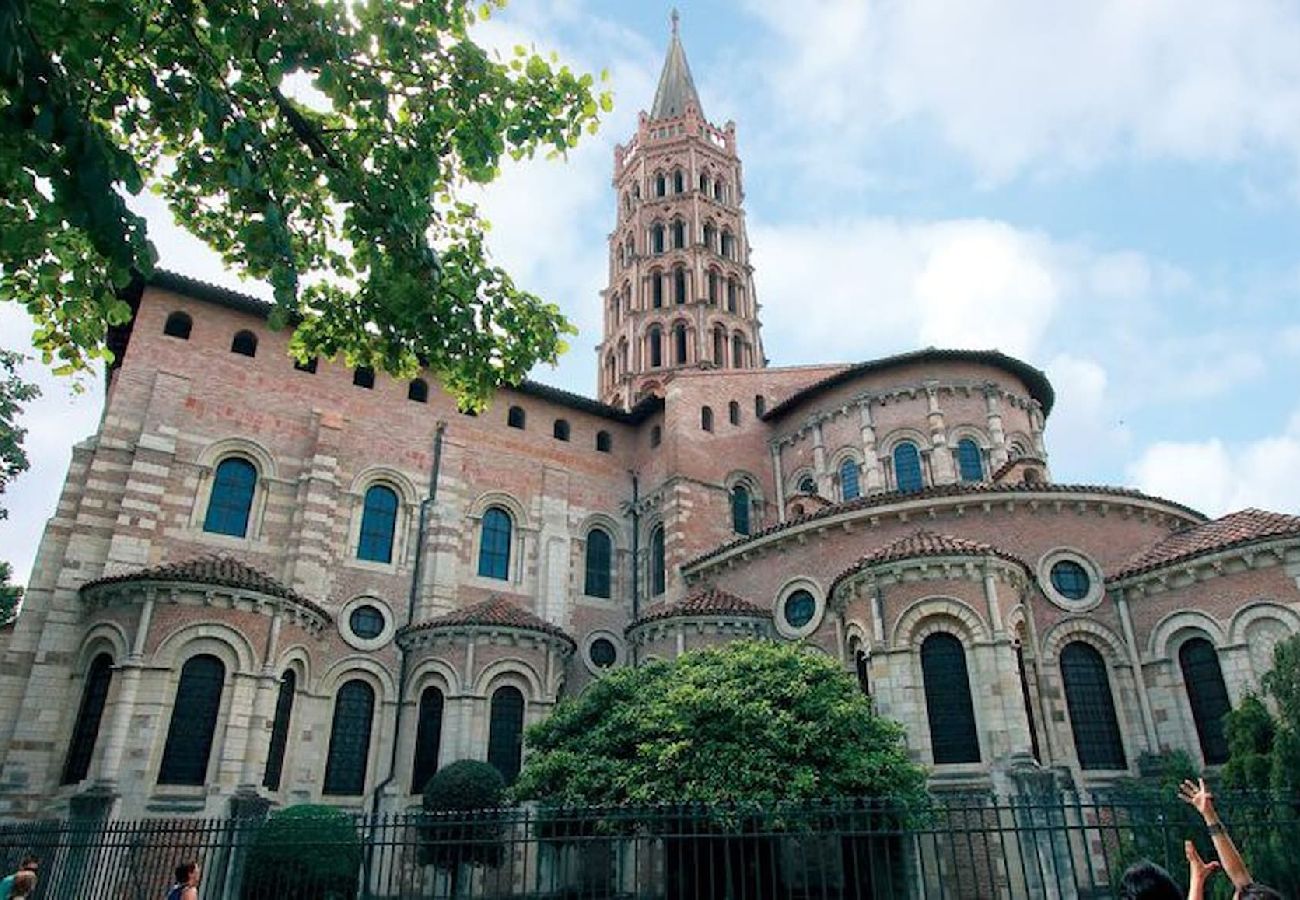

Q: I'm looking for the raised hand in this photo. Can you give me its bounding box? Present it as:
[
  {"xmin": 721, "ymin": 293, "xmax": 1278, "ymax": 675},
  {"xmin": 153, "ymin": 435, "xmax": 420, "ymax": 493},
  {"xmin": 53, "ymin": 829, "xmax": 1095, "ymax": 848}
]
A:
[
  {"xmin": 1178, "ymin": 777, "xmax": 1217, "ymax": 820},
  {"xmin": 1185, "ymin": 840, "xmax": 1221, "ymax": 886}
]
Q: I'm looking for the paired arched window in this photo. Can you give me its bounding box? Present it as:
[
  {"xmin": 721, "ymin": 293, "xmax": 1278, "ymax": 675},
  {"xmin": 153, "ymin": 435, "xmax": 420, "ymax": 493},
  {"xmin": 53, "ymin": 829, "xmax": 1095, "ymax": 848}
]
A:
[
  {"xmin": 674, "ymin": 268, "xmax": 687, "ymax": 304},
  {"xmin": 701, "ymin": 406, "xmax": 714, "ymax": 432},
  {"xmin": 204, "ymin": 457, "xmax": 257, "ymax": 537},
  {"xmin": 654, "ymin": 173, "xmax": 666, "ymax": 197},
  {"xmin": 1061, "ymin": 641, "xmax": 1126, "ymax": 770},
  {"xmin": 652, "ymin": 273, "xmax": 664, "ymax": 308},
  {"xmin": 507, "ymin": 406, "xmax": 526, "ymax": 429},
  {"xmin": 487, "ymin": 686, "xmax": 525, "ymax": 785},
  {"xmin": 920, "ymin": 633, "xmax": 980, "ymax": 764},
  {"xmin": 673, "ymin": 169, "xmax": 684, "ymax": 193},
  {"xmin": 158, "ymin": 654, "xmax": 225, "ymax": 785},
  {"xmin": 956, "ymin": 439, "xmax": 983, "ymax": 482},
  {"xmin": 411, "ymin": 686, "xmax": 444, "ymax": 794},
  {"xmin": 839, "ymin": 459, "xmax": 861, "ymax": 501},
  {"xmin": 323, "ymin": 679, "xmax": 375, "ymax": 795},
  {"xmin": 478, "ymin": 507, "xmax": 512, "ymax": 580},
  {"xmin": 671, "ymin": 220, "xmax": 685, "ymax": 249},
  {"xmin": 650, "ymin": 525, "xmax": 666, "ymax": 595},
  {"xmin": 408, "ymin": 379, "xmax": 428, "ymax": 403},
  {"xmin": 262, "ymin": 670, "xmax": 295, "ymax": 791},
  {"xmin": 726, "ymin": 278, "xmax": 738, "ymax": 313},
  {"xmin": 731, "ymin": 485, "xmax": 751, "ymax": 535},
  {"xmin": 357, "ymin": 484, "xmax": 399, "ymax": 563},
  {"xmin": 713, "ymin": 327, "xmax": 725, "ymax": 366},
  {"xmin": 651, "ymin": 224, "xmax": 665, "ymax": 254},
  {"xmin": 1179, "ymin": 638, "xmax": 1231, "ymax": 765},
  {"xmin": 893, "ymin": 442, "xmax": 923, "ymax": 493},
  {"xmin": 553, "ymin": 419, "xmax": 570, "ymax": 441},
  {"xmin": 732, "ymin": 334, "xmax": 744, "ymax": 368},
  {"xmin": 61, "ymin": 653, "xmax": 114, "ymax": 785},
  {"xmin": 596, "ymin": 431, "xmax": 612, "ymax": 453},
  {"xmin": 674, "ymin": 323, "xmax": 688, "ymax": 364},
  {"xmin": 163, "ymin": 311, "xmax": 192, "ymax": 339},
  {"xmin": 231, "ymin": 330, "xmax": 257, "ymax": 357},
  {"xmin": 584, "ymin": 528, "xmax": 613, "ymax": 598},
  {"xmin": 353, "ymin": 366, "xmax": 375, "ymax": 389}
]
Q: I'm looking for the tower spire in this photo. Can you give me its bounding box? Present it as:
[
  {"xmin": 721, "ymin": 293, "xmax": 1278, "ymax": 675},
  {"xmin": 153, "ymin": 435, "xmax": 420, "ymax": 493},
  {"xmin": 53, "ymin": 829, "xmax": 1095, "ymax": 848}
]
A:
[{"xmin": 650, "ymin": 9, "xmax": 702, "ymax": 120}]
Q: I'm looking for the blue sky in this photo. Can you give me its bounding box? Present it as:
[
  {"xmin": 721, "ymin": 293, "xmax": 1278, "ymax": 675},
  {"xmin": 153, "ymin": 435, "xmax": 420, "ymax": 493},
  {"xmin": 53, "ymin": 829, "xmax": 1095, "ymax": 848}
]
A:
[{"xmin": 4, "ymin": 0, "xmax": 1300, "ymax": 584}]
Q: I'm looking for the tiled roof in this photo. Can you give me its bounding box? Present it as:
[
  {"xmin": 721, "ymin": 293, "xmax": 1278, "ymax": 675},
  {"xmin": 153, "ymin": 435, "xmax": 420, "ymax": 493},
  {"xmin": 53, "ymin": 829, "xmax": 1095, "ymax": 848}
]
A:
[
  {"xmin": 81, "ymin": 554, "xmax": 328, "ymax": 618},
  {"xmin": 1113, "ymin": 508, "xmax": 1300, "ymax": 580},
  {"xmin": 830, "ymin": 530, "xmax": 1026, "ymax": 594},
  {"xmin": 403, "ymin": 596, "xmax": 574, "ymax": 645},
  {"xmin": 632, "ymin": 587, "xmax": 772, "ymax": 627},
  {"xmin": 684, "ymin": 482, "xmax": 1206, "ymax": 571}
]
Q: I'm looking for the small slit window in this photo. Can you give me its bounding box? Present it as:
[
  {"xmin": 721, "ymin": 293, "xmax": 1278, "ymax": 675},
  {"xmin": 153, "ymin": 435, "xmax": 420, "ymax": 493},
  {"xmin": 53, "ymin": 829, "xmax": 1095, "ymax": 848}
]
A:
[
  {"xmin": 508, "ymin": 406, "xmax": 526, "ymax": 429},
  {"xmin": 755, "ymin": 395, "xmax": 766, "ymax": 417},
  {"xmin": 262, "ymin": 670, "xmax": 295, "ymax": 791},
  {"xmin": 408, "ymin": 379, "xmax": 428, "ymax": 403},
  {"xmin": 596, "ymin": 431, "xmax": 612, "ymax": 453},
  {"xmin": 163, "ymin": 312, "xmax": 192, "ymax": 340},
  {"xmin": 701, "ymin": 406, "xmax": 714, "ymax": 432},
  {"xmin": 728, "ymin": 401, "xmax": 740, "ymax": 426},
  {"xmin": 650, "ymin": 425, "xmax": 662, "ymax": 448},
  {"xmin": 553, "ymin": 419, "xmax": 570, "ymax": 442},
  {"xmin": 411, "ymin": 686, "xmax": 445, "ymax": 794},
  {"xmin": 650, "ymin": 524, "xmax": 666, "ymax": 595},
  {"xmin": 353, "ymin": 367, "xmax": 375, "ymax": 389},
  {"xmin": 231, "ymin": 330, "xmax": 257, "ymax": 357}
]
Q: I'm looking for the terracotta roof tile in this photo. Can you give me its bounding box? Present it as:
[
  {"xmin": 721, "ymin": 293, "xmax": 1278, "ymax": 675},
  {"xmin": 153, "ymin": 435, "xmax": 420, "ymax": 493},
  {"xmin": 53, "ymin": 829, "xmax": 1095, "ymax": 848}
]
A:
[
  {"xmin": 830, "ymin": 530, "xmax": 1027, "ymax": 595},
  {"xmin": 632, "ymin": 587, "xmax": 772, "ymax": 627},
  {"xmin": 1113, "ymin": 508, "xmax": 1300, "ymax": 580},
  {"xmin": 81, "ymin": 554, "xmax": 328, "ymax": 618},
  {"xmin": 403, "ymin": 596, "xmax": 574, "ymax": 645}
]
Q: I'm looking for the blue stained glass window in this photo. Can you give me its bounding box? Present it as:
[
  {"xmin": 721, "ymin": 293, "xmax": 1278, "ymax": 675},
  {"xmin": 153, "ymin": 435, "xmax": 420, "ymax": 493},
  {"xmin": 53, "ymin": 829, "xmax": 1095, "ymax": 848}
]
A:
[
  {"xmin": 731, "ymin": 485, "xmax": 751, "ymax": 535},
  {"xmin": 323, "ymin": 679, "xmax": 375, "ymax": 795},
  {"xmin": 783, "ymin": 590, "xmax": 816, "ymax": 629},
  {"xmin": 478, "ymin": 507, "xmax": 512, "ymax": 580},
  {"xmin": 357, "ymin": 485, "xmax": 399, "ymax": 563},
  {"xmin": 585, "ymin": 528, "xmax": 613, "ymax": 598},
  {"xmin": 893, "ymin": 442, "xmax": 923, "ymax": 493},
  {"xmin": 203, "ymin": 457, "xmax": 257, "ymax": 537},
  {"xmin": 1050, "ymin": 560, "xmax": 1091, "ymax": 600},
  {"xmin": 956, "ymin": 439, "xmax": 984, "ymax": 482},
  {"xmin": 840, "ymin": 459, "xmax": 861, "ymax": 501}
]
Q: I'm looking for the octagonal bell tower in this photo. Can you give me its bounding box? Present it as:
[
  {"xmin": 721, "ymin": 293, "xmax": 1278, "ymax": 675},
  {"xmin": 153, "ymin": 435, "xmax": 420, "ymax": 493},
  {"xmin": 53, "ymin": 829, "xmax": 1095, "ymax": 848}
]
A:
[{"xmin": 597, "ymin": 11, "xmax": 766, "ymax": 409}]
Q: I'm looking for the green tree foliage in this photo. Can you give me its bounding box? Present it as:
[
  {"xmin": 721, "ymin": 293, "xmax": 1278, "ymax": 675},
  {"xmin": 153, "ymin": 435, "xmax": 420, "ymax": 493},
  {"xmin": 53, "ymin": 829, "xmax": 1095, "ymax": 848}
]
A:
[
  {"xmin": 241, "ymin": 804, "xmax": 360, "ymax": 900},
  {"xmin": 420, "ymin": 760, "xmax": 508, "ymax": 889},
  {"xmin": 1, "ymin": 0, "xmax": 610, "ymax": 404},
  {"xmin": 513, "ymin": 639, "xmax": 927, "ymax": 806},
  {"xmin": 0, "ymin": 561, "xmax": 21, "ymax": 623},
  {"xmin": 0, "ymin": 350, "xmax": 39, "ymax": 518}
]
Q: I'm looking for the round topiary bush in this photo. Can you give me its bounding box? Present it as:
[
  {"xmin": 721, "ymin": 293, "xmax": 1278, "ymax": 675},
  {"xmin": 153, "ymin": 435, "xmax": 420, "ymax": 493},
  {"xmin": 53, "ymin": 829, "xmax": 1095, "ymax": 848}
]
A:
[
  {"xmin": 241, "ymin": 804, "xmax": 360, "ymax": 900},
  {"xmin": 420, "ymin": 760, "xmax": 508, "ymax": 876},
  {"xmin": 422, "ymin": 759, "xmax": 506, "ymax": 814}
]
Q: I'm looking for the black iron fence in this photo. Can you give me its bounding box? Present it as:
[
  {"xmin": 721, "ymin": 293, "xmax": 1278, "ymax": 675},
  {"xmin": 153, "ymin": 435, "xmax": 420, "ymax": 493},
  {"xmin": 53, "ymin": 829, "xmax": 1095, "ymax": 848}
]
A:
[{"xmin": 2, "ymin": 791, "xmax": 1298, "ymax": 900}]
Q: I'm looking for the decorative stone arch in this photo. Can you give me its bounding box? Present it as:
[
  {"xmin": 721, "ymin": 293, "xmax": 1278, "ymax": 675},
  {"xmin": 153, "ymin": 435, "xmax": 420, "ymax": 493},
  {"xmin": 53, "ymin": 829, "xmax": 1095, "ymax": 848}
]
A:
[
  {"xmin": 196, "ymin": 436, "xmax": 278, "ymax": 478},
  {"xmin": 468, "ymin": 490, "xmax": 531, "ymax": 531},
  {"xmin": 317, "ymin": 655, "xmax": 397, "ymax": 701},
  {"xmin": 829, "ymin": 447, "xmax": 865, "ymax": 499},
  {"xmin": 787, "ymin": 467, "xmax": 818, "ymax": 497},
  {"xmin": 346, "ymin": 467, "xmax": 419, "ymax": 568},
  {"xmin": 347, "ymin": 466, "xmax": 420, "ymax": 506},
  {"xmin": 1040, "ymin": 617, "xmax": 1130, "ymax": 666},
  {"xmin": 1004, "ymin": 431, "xmax": 1034, "ymax": 459},
  {"xmin": 878, "ymin": 427, "xmax": 932, "ymax": 456},
  {"xmin": 1227, "ymin": 599, "xmax": 1300, "ymax": 645},
  {"xmin": 76, "ymin": 622, "xmax": 130, "ymax": 672},
  {"xmin": 947, "ymin": 424, "xmax": 992, "ymax": 449},
  {"xmin": 1148, "ymin": 610, "xmax": 1228, "ymax": 661},
  {"xmin": 578, "ymin": 512, "xmax": 624, "ymax": 548},
  {"xmin": 474, "ymin": 658, "xmax": 545, "ymax": 701},
  {"xmin": 152, "ymin": 622, "xmax": 258, "ymax": 674},
  {"xmin": 892, "ymin": 596, "xmax": 990, "ymax": 650},
  {"xmin": 406, "ymin": 657, "xmax": 462, "ymax": 701},
  {"xmin": 844, "ymin": 621, "xmax": 869, "ymax": 655},
  {"xmin": 1227, "ymin": 600, "xmax": 1300, "ymax": 681},
  {"xmin": 723, "ymin": 469, "xmax": 764, "ymax": 515},
  {"xmin": 191, "ymin": 437, "xmax": 278, "ymax": 537},
  {"xmin": 273, "ymin": 644, "xmax": 313, "ymax": 688}
]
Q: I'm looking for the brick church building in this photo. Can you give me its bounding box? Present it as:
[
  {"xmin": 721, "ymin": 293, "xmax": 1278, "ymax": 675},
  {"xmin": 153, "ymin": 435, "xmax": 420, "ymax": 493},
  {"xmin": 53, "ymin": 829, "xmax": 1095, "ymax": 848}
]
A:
[{"xmin": 2, "ymin": 18, "xmax": 1299, "ymax": 821}]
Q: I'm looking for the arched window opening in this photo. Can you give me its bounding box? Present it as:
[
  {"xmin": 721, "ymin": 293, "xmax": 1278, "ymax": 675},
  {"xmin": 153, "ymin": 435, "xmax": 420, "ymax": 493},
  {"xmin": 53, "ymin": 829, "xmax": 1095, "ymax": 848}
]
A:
[
  {"xmin": 654, "ymin": 173, "xmax": 666, "ymax": 197},
  {"xmin": 731, "ymin": 485, "xmax": 751, "ymax": 535},
  {"xmin": 893, "ymin": 442, "xmax": 923, "ymax": 493},
  {"xmin": 411, "ymin": 686, "xmax": 444, "ymax": 794},
  {"xmin": 1179, "ymin": 638, "xmax": 1232, "ymax": 765},
  {"xmin": 732, "ymin": 334, "xmax": 745, "ymax": 369},
  {"xmin": 714, "ymin": 180, "xmax": 724, "ymax": 201},
  {"xmin": 158, "ymin": 654, "xmax": 225, "ymax": 785},
  {"xmin": 357, "ymin": 484, "xmax": 399, "ymax": 563},
  {"xmin": 699, "ymin": 172, "xmax": 710, "ymax": 193},
  {"xmin": 164, "ymin": 311, "xmax": 193, "ymax": 340},
  {"xmin": 262, "ymin": 670, "xmax": 296, "ymax": 790},
  {"xmin": 353, "ymin": 366, "xmax": 375, "ymax": 389},
  {"xmin": 408, "ymin": 379, "xmax": 429, "ymax": 403},
  {"xmin": 293, "ymin": 356, "xmax": 318, "ymax": 374},
  {"xmin": 61, "ymin": 653, "xmax": 114, "ymax": 785},
  {"xmin": 650, "ymin": 524, "xmax": 666, "ymax": 595},
  {"xmin": 231, "ymin": 330, "xmax": 257, "ymax": 357},
  {"xmin": 649, "ymin": 328, "xmax": 663, "ymax": 368},
  {"xmin": 755, "ymin": 395, "xmax": 766, "ymax": 417},
  {"xmin": 671, "ymin": 220, "xmax": 685, "ymax": 249},
  {"xmin": 707, "ymin": 270, "xmax": 719, "ymax": 304},
  {"xmin": 798, "ymin": 475, "xmax": 817, "ymax": 495},
  {"xmin": 596, "ymin": 431, "xmax": 612, "ymax": 453},
  {"xmin": 703, "ymin": 223, "xmax": 716, "ymax": 253},
  {"xmin": 855, "ymin": 650, "xmax": 871, "ymax": 696},
  {"xmin": 507, "ymin": 406, "xmax": 526, "ymax": 429},
  {"xmin": 203, "ymin": 457, "xmax": 257, "ymax": 537},
  {"xmin": 478, "ymin": 507, "xmax": 512, "ymax": 580},
  {"xmin": 674, "ymin": 323, "xmax": 688, "ymax": 364},
  {"xmin": 553, "ymin": 419, "xmax": 571, "ymax": 442},
  {"xmin": 673, "ymin": 169, "xmax": 684, "ymax": 193},
  {"xmin": 721, "ymin": 231, "xmax": 735, "ymax": 259},
  {"xmin": 956, "ymin": 439, "xmax": 984, "ymax": 482},
  {"xmin": 713, "ymin": 327, "xmax": 726, "ymax": 366},
  {"xmin": 1061, "ymin": 641, "xmax": 1126, "ymax": 770},
  {"xmin": 701, "ymin": 405, "xmax": 714, "ymax": 432},
  {"xmin": 584, "ymin": 528, "xmax": 613, "ymax": 598},
  {"xmin": 920, "ymin": 633, "xmax": 980, "ymax": 764},
  {"xmin": 650, "ymin": 425, "xmax": 662, "ymax": 448},
  {"xmin": 727, "ymin": 278, "xmax": 738, "ymax": 313},
  {"xmin": 839, "ymin": 459, "xmax": 861, "ymax": 501},
  {"xmin": 651, "ymin": 224, "xmax": 665, "ymax": 255},
  {"xmin": 652, "ymin": 273, "xmax": 664, "ymax": 308},
  {"xmin": 487, "ymin": 686, "xmax": 525, "ymax": 784},
  {"xmin": 323, "ymin": 679, "xmax": 375, "ymax": 795},
  {"xmin": 728, "ymin": 401, "xmax": 740, "ymax": 426},
  {"xmin": 674, "ymin": 268, "xmax": 687, "ymax": 304}
]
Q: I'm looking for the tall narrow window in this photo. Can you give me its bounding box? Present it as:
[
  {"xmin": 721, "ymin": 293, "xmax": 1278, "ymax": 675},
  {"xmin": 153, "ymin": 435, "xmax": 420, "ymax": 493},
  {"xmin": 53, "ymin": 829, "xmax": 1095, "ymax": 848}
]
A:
[
  {"xmin": 507, "ymin": 406, "xmax": 526, "ymax": 429},
  {"xmin": 1179, "ymin": 638, "xmax": 1232, "ymax": 765},
  {"xmin": 708, "ymin": 270, "xmax": 719, "ymax": 304},
  {"xmin": 203, "ymin": 457, "xmax": 257, "ymax": 537},
  {"xmin": 920, "ymin": 633, "xmax": 980, "ymax": 764},
  {"xmin": 357, "ymin": 484, "xmax": 399, "ymax": 563},
  {"xmin": 650, "ymin": 425, "xmax": 662, "ymax": 448},
  {"xmin": 487, "ymin": 686, "xmax": 525, "ymax": 785},
  {"xmin": 650, "ymin": 525, "xmax": 666, "ymax": 595},
  {"xmin": 713, "ymin": 327, "xmax": 725, "ymax": 366},
  {"xmin": 1061, "ymin": 641, "xmax": 1126, "ymax": 770},
  {"xmin": 672, "ymin": 323, "xmax": 687, "ymax": 364},
  {"xmin": 839, "ymin": 459, "xmax": 861, "ymax": 501},
  {"xmin": 652, "ymin": 273, "xmax": 664, "ymax": 308},
  {"xmin": 728, "ymin": 401, "xmax": 740, "ymax": 425},
  {"xmin": 701, "ymin": 406, "xmax": 714, "ymax": 432},
  {"xmin": 956, "ymin": 439, "xmax": 984, "ymax": 482},
  {"xmin": 731, "ymin": 485, "xmax": 751, "ymax": 535},
  {"xmin": 231, "ymin": 330, "xmax": 258, "ymax": 357},
  {"xmin": 721, "ymin": 231, "xmax": 734, "ymax": 259},
  {"xmin": 672, "ymin": 220, "xmax": 685, "ymax": 249},
  {"xmin": 673, "ymin": 169, "xmax": 684, "ymax": 193},
  {"xmin": 674, "ymin": 268, "xmax": 687, "ymax": 304},
  {"xmin": 649, "ymin": 328, "xmax": 663, "ymax": 368},
  {"xmin": 732, "ymin": 334, "xmax": 744, "ymax": 368},
  {"xmin": 584, "ymin": 528, "xmax": 613, "ymax": 598},
  {"xmin": 61, "ymin": 653, "xmax": 114, "ymax": 785},
  {"xmin": 323, "ymin": 680, "xmax": 375, "ymax": 795},
  {"xmin": 262, "ymin": 670, "xmax": 296, "ymax": 791},
  {"xmin": 411, "ymin": 686, "xmax": 444, "ymax": 794},
  {"xmin": 652, "ymin": 224, "xmax": 665, "ymax": 254},
  {"xmin": 478, "ymin": 507, "xmax": 512, "ymax": 580},
  {"xmin": 893, "ymin": 442, "xmax": 923, "ymax": 493},
  {"xmin": 408, "ymin": 379, "xmax": 429, "ymax": 403},
  {"xmin": 164, "ymin": 312, "xmax": 193, "ymax": 340},
  {"xmin": 553, "ymin": 419, "xmax": 570, "ymax": 441},
  {"xmin": 158, "ymin": 654, "xmax": 225, "ymax": 785},
  {"xmin": 727, "ymin": 278, "xmax": 737, "ymax": 313},
  {"xmin": 755, "ymin": 395, "xmax": 766, "ymax": 417},
  {"xmin": 654, "ymin": 173, "xmax": 666, "ymax": 197}
]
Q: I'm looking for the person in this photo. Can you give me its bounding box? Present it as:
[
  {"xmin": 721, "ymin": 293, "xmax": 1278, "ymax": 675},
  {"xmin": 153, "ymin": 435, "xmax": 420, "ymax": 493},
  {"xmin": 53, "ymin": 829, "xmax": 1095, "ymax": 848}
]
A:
[
  {"xmin": 166, "ymin": 861, "xmax": 200, "ymax": 900},
  {"xmin": 0, "ymin": 855, "xmax": 39, "ymax": 900},
  {"xmin": 1178, "ymin": 778, "xmax": 1284, "ymax": 900},
  {"xmin": 7, "ymin": 872, "xmax": 34, "ymax": 900},
  {"xmin": 1185, "ymin": 840, "xmax": 1220, "ymax": 900},
  {"xmin": 1118, "ymin": 859, "xmax": 1183, "ymax": 900}
]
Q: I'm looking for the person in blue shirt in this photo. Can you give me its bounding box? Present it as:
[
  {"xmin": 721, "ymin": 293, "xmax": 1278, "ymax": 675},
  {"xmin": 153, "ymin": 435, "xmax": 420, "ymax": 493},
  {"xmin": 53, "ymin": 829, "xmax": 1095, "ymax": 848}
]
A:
[{"xmin": 0, "ymin": 855, "xmax": 38, "ymax": 900}]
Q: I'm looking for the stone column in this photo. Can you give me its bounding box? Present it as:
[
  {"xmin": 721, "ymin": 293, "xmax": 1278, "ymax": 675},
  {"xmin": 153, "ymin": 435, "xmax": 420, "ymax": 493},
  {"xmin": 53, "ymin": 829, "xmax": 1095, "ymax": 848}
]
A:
[
  {"xmin": 1115, "ymin": 592, "xmax": 1159, "ymax": 751},
  {"xmin": 94, "ymin": 594, "xmax": 155, "ymax": 787},
  {"xmin": 811, "ymin": 420, "xmax": 830, "ymax": 496},
  {"xmin": 288, "ymin": 410, "xmax": 344, "ymax": 599},
  {"xmin": 984, "ymin": 385, "xmax": 1009, "ymax": 470},
  {"xmin": 859, "ymin": 399, "xmax": 884, "ymax": 493},
  {"xmin": 1029, "ymin": 401, "xmax": 1048, "ymax": 458},
  {"xmin": 238, "ymin": 612, "xmax": 283, "ymax": 789},
  {"xmin": 770, "ymin": 444, "xmax": 786, "ymax": 524},
  {"xmin": 925, "ymin": 384, "xmax": 956, "ymax": 484}
]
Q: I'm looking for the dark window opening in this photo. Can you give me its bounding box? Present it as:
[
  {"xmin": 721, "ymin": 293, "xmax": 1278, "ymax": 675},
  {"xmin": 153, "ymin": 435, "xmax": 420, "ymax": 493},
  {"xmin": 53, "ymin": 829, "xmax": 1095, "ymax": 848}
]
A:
[
  {"xmin": 61, "ymin": 654, "xmax": 114, "ymax": 785},
  {"xmin": 920, "ymin": 633, "xmax": 980, "ymax": 764},
  {"xmin": 323, "ymin": 679, "xmax": 375, "ymax": 795},
  {"xmin": 701, "ymin": 405, "xmax": 713, "ymax": 432},
  {"xmin": 231, "ymin": 330, "xmax": 258, "ymax": 357},
  {"xmin": 353, "ymin": 367, "xmax": 375, "ymax": 389},
  {"xmin": 487, "ymin": 686, "xmax": 524, "ymax": 785},
  {"xmin": 1061, "ymin": 641, "xmax": 1126, "ymax": 770},
  {"xmin": 262, "ymin": 670, "xmax": 296, "ymax": 790},
  {"xmin": 1180, "ymin": 637, "xmax": 1232, "ymax": 765},
  {"xmin": 584, "ymin": 528, "xmax": 613, "ymax": 598},
  {"xmin": 596, "ymin": 431, "xmax": 612, "ymax": 453},
  {"xmin": 357, "ymin": 485, "xmax": 398, "ymax": 563},
  {"xmin": 164, "ymin": 312, "xmax": 193, "ymax": 340},
  {"xmin": 478, "ymin": 507, "xmax": 512, "ymax": 580},
  {"xmin": 204, "ymin": 457, "xmax": 257, "ymax": 538},
  {"xmin": 411, "ymin": 687, "xmax": 444, "ymax": 794},
  {"xmin": 893, "ymin": 442, "xmax": 923, "ymax": 493},
  {"xmin": 293, "ymin": 357, "xmax": 318, "ymax": 374},
  {"xmin": 731, "ymin": 484, "xmax": 751, "ymax": 535},
  {"xmin": 408, "ymin": 379, "xmax": 428, "ymax": 403},
  {"xmin": 507, "ymin": 406, "xmax": 526, "ymax": 429},
  {"xmin": 650, "ymin": 525, "xmax": 666, "ymax": 595},
  {"xmin": 553, "ymin": 419, "xmax": 571, "ymax": 441},
  {"xmin": 158, "ymin": 654, "xmax": 225, "ymax": 785}
]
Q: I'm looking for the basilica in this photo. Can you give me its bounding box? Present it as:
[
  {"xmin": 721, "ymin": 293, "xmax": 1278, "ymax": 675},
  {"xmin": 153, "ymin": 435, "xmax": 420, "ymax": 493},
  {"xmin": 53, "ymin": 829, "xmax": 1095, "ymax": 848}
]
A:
[{"xmin": 1, "ymin": 20, "xmax": 1298, "ymax": 821}]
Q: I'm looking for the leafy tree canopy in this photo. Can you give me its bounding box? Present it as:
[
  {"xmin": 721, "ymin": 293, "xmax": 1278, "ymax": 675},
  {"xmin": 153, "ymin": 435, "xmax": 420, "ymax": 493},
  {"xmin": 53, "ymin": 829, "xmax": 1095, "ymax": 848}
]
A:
[
  {"xmin": 1, "ymin": 0, "xmax": 610, "ymax": 404},
  {"xmin": 0, "ymin": 561, "xmax": 21, "ymax": 623},
  {"xmin": 0, "ymin": 350, "xmax": 39, "ymax": 518},
  {"xmin": 512, "ymin": 639, "xmax": 927, "ymax": 806}
]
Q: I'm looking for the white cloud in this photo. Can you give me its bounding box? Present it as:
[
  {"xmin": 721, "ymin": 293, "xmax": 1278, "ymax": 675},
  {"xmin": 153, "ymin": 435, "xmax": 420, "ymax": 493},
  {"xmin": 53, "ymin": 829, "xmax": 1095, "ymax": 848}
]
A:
[{"xmin": 1128, "ymin": 411, "xmax": 1300, "ymax": 517}]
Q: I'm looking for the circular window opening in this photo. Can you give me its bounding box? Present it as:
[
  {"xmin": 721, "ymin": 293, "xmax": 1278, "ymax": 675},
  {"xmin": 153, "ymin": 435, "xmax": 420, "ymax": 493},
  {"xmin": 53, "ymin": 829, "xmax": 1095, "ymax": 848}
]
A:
[
  {"xmin": 1050, "ymin": 560, "xmax": 1091, "ymax": 600},
  {"xmin": 783, "ymin": 590, "xmax": 816, "ymax": 629},
  {"xmin": 798, "ymin": 476, "xmax": 816, "ymax": 495},
  {"xmin": 349, "ymin": 605, "xmax": 385, "ymax": 640},
  {"xmin": 589, "ymin": 638, "xmax": 618, "ymax": 669}
]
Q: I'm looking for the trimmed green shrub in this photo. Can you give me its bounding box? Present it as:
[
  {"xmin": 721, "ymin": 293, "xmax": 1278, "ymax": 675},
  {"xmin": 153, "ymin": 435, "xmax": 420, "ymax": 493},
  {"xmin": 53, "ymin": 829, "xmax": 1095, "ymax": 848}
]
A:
[
  {"xmin": 420, "ymin": 760, "xmax": 508, "ymax": 880},
  {"xmin": 241, "ymin": 805, "xmax": 360, "ymax": 900}
]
